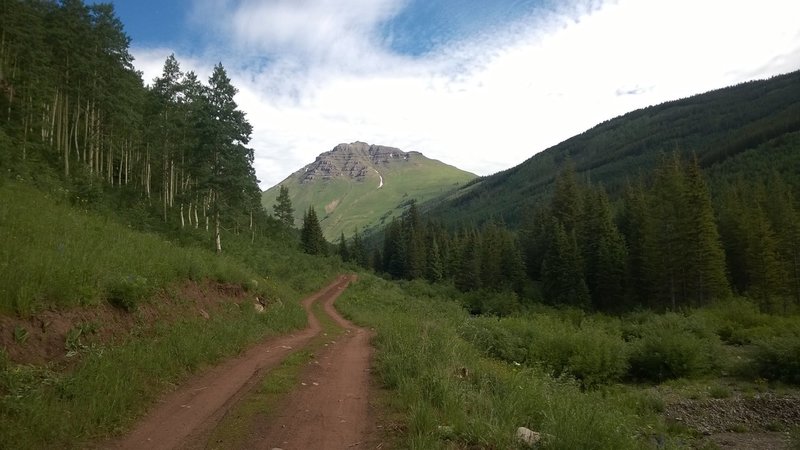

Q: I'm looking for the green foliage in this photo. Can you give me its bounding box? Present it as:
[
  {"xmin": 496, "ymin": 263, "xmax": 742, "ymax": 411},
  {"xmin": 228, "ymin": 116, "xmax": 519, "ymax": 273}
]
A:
[
  {"xmin": 753, "ymin": 331, "xmax": 800, "ymax": 384},
  {"xmin": 272, "ymin": 184, "xmax": 295, "ymax": 227},
  {"xmin": 300, "ymin": 206, "xmax": 327, "ymax": 255},
  {"xmin": 338, "ymin": 275, "xmax": 655, "ymax": 449},
  {"xmin": 0, "ymin": 182, "xmax": 258, "ymax": 314},
  {"xmin": 626, "ymin": 313, "xmax": 722, "ymax": 382},
  {"xmin": 459, "ymin": 315, "xmax": 628, "ymax": 388},
  {"xmin": 107, "ymin": 275, "xmax": 151, "ymax": 312}
]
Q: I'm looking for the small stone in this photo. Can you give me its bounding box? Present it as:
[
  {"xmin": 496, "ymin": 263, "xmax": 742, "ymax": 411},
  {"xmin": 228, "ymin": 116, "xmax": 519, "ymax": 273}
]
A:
[
  {"xmin": 199, "ymin": 309, "xmax": 210, "ymax": 320},
  {"xmin": 516, "ymin": 427, "xmax": 541, "ymax": 447},
  {"xmin": 254, "ymin": 303, "xmax": 265, "ymax": 313}
]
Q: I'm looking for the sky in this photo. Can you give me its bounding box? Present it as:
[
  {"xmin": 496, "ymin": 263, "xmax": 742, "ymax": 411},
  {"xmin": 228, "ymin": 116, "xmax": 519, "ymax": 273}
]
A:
[{"xmin": 101, "ymin": 0, "xmax": 800, "ymax": 189}]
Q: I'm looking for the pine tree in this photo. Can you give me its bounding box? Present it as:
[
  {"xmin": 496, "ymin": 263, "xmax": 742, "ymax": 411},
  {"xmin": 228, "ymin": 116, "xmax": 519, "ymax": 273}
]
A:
[
  {"xmin": 551, "ymin": 160, "xmax": 583, "ymax": 234},
  {"xmin": 580, "ymin": 188, "xmax": 628, "ymax": 311},
  {"xmin": 300, "ymin": 206, "xmax": 327, "ymax": 255},
  {"xmin": 541, "ymin": 220, "xmax": 590, "ymax": 308},
  {"xmin": 350, "ymin": 228, "xmax": 369, "ymax": 268},
  {"xmin": 338, "ymin": 232, "xmax": 350, "ymax": 262},
  {"xmin": 272, "ymin": 185, "xmax": 295, "ymax": 227},
  {"xmin": 426, "ymin": 238, "xmax": 444, "ymax": 283},
  {"xmin": 681, "ymin": 157, "xmax": 730, "ymax": 305},
  {"xmin": 454, "ymin": 230, "xmax": 481, "ymax": 292}
]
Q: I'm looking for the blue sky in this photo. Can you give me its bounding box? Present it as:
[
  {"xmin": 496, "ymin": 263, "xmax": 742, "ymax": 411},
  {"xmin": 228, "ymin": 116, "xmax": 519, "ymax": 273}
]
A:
[{"xmin": 100, "ymin": 0, "xmax": 800, "ymax": 189}]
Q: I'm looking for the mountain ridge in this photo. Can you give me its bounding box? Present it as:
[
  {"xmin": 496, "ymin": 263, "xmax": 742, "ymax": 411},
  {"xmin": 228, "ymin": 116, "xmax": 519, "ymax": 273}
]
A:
[{"xmin": 421, "ymin": 69, "xmax": 800, "ymax": 227}]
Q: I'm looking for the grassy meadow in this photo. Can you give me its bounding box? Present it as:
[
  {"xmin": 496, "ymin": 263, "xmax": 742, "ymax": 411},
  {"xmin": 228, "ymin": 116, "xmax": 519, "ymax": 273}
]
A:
[
  {"xmin": 338, "ymin": 274, "xmax": 800, "ymax": 449},
  {"xmin": 0, "ymin": 180, "xmax": 344, "ymax": 448}
]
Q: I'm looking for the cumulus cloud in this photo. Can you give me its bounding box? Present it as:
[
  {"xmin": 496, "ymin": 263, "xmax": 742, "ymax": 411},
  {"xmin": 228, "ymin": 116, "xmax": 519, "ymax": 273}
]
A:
[{"xmin": 131, "ymin": 0, "xmax": 800, "ymax": 189}]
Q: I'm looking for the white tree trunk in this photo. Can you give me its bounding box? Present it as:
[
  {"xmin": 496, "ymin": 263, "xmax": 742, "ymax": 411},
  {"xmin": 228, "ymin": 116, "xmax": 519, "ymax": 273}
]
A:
[{"xmin": 215, "ymin": 211, "xmax": 222, "ymax": 253}]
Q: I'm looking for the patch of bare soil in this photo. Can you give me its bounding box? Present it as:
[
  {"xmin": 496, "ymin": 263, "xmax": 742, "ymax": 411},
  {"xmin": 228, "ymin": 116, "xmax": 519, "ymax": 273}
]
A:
[
  {"xmin": 666, "ymin": 393, "xmax": 800, "ymax": 449},
  {"xmin": 106, "ymin": 275, "xmax": 365, "ymax": 450},
  {"xmin": 0, "ymin": 280, "xmax": 252, "ymax": 366}
]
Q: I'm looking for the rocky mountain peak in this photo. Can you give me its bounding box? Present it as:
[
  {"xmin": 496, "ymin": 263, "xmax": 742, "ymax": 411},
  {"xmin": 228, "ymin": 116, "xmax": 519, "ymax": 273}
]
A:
[{"xmin": 298, "ymin": 142, "xmax": 417, "ymax": 183}]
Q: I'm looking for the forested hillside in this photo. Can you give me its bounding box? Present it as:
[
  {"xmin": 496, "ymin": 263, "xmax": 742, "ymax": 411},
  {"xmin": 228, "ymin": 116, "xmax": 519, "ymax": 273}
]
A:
[
  {"xmin": 424, "ymin": 70, "xmax": 800, "ymax": 227},
  {"xmin": 343, "ymin": 74, "xmax": 800, "ymax": 315},
  {"xmin": 0, "ymin": 0, "xmax": 263, "ymax": 252}
]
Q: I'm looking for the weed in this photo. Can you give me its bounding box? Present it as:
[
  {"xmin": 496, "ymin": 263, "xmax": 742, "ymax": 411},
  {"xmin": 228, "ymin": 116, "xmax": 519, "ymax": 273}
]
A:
[{"xmin": 12, "ymin": 326, "xmax": 28, "ymax": 344}]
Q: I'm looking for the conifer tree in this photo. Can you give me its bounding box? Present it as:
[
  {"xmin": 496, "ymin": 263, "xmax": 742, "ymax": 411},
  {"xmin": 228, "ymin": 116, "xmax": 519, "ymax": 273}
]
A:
[
  {"xmin": 350, "ymin": 228, "xmax": 369, "ymax": 268},
  {"xmin": 300, "ymin": 206, "xmax": 327, "ymax": 255},
  {"xmin": 338, "ymin": 232, "xmax": 350, "ymax": 262},
  {"xmin": 541, "ymin": 221, "xmax": 590, "ymax": 308},
  {"xmin": 580, "ymin": 188, "xmax": 628, "ymax": 310},
  {"xmin": 426, "ymin": 238, "xmax": 444, "ymax": 283},
  {"xmin": 272, "ymin": 185, "xmax": 295, "ymax": 227},
  {"xmin": 681, "ymin": 157, "xmax": 730, "ymax": 305}
]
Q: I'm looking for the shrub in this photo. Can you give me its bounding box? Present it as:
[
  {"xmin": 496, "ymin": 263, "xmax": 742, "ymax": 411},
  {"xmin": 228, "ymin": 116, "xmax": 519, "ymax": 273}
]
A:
[
  {"xmin": 752, "ymin": 333, "xmax": 800, "ymax": 384},
  {"xmin": 627, "ymin": 314, "xmax": 721, "ymax": 382},
  {"xmin": 527, "ymin": 316, "xmax": 628, "ymax": 387},
  {"xmin": 459, "ymin": 315, "xmax": 628, "ymax": 387},
  {"xmin": 107, "ymin": 275, "xmax": 151, "ymax": 312}
]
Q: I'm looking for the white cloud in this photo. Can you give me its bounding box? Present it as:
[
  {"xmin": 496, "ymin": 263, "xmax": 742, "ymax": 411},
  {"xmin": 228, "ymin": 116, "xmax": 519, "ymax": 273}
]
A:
[{"xmin": 132, "ymin": 0, "xmax": 800, "ymax": 189}]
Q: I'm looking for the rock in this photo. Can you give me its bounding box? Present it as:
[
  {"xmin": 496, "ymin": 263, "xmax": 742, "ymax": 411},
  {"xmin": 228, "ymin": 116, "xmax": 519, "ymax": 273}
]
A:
[
  {"xmin": 199, "ymin": 309, "xmax": 210, "ymax": 320},
  {"xmin": 254, "ymin": 303, "xmax": 265, "ymax": 313},
  {"xmin": 516, "ymin": 427, "xmax": 541, "ymax": 447}
]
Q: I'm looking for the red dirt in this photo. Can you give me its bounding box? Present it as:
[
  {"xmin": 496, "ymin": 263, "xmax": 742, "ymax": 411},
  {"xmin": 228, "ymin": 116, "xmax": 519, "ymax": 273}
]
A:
[
  {"xmin": 107, "ymin": 274, "xmax": 379, "ymax": 450},
  {"xmin": 0, "ymin": 280, "xmax": 252, "ymax": 366},
  {"xmin": 243, "ymin": 276, "xmax": 379, "ymax": 450}
]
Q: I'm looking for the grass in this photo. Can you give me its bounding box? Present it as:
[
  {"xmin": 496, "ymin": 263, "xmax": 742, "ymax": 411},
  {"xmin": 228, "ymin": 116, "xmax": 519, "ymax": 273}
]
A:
[
  {"xmin": 0, "ymin": 180, "xmax": 346, "ymax": 448},
  {"xmin": 205, "ymin": 299, "xmax": 344, "ymax": 449},
  {"xmin": 338, "ymin": 276, "xmax": 800, "ymax": 448},
  {"xmin": 0, "ymin": 294, "xmax": 309, "ymax": 449},
  {"xmin": 0, "ymin": 182, "xmax": 258, "ymax": 315},
  {"xmin": 337, "ymin": 275, "xmax": 671, "ymax": 449}
]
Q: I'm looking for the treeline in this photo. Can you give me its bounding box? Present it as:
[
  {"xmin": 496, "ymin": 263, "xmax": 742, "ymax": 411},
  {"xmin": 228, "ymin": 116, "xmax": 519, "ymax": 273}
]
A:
[
  {"xmin": 425, "ymin": 71, "xmax": 800, "ymax": 228},
  {"xmin": 341, "ymin": 156, "xmax": 800, "ymax": 314},
  {"xmin": 0, "ymin": 0, "xmax": 263, "ymax": 251}
]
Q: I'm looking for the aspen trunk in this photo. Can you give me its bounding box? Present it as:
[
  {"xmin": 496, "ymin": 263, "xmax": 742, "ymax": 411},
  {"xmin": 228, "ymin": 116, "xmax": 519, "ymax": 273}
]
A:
[{"xmin": 215, "ymin": 211, "xmax": 222, "ymax": 253}]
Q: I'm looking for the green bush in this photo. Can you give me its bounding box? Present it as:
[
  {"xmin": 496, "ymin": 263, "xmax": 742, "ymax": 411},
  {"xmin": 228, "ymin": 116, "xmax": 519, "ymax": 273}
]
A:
[
  {"xmin": 753, "ymin": 332, "xmax": 800, "ymax": 384},
  {"xmin": 107, "ymin": 275, "xmax": 151, "ymax": 312},
  {"xmin": 695, "ymin": 298, "xmax": 773, "ymax": 345},
  {"xmin": 627, "ymin": 314, "xmax": 721, "ymax": 382},
  {"xmin": 459, "ymin": 315, "xmax": 628, "ymax": 387}
]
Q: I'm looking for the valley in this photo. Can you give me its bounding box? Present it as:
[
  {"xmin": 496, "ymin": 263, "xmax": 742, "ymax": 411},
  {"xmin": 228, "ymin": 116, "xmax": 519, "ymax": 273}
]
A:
[{"xmin": 1, "ymin": 1, "xmax": 800, "ymax": 449}]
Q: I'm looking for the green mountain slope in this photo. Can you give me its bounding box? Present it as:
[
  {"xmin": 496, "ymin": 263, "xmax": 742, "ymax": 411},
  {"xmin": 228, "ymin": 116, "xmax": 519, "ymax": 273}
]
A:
[
  {"xmin": 423, "ymin": 70, "xmax": 800, "ymax": 227},
  {"xmin": 262, "ymin": 142, "xmax": 476, "ymax": 240}
]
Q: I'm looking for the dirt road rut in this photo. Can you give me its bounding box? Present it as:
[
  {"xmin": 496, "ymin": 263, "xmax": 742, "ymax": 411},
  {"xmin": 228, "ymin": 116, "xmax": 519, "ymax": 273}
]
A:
[{"xmin": 109, "ymin": 274, "xmax": 374, "ymax": 450}]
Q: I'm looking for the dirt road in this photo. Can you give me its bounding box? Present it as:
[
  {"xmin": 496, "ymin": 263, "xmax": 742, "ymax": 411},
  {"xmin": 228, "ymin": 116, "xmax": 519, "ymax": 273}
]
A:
[{"xmin": 109, "ymin": 274, "xmax": 375, "ymax": 450}]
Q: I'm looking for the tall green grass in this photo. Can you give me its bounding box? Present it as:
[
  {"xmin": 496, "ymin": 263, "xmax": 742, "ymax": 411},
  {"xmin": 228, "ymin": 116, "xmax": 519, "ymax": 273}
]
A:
[
  {"xmin": 0, "ymin": 299, "xmax": 307, "ymax": 449},
  {"xmin": 0, "ymin": 182, "xmax": 344, "ymax": 315},
  {"xmin": 338, "ymin": 276, "xmax": 667, "ymax": 449},
  {"xmin": 0, "ymin": 183, "xmax": 258, "ymax": 314}
]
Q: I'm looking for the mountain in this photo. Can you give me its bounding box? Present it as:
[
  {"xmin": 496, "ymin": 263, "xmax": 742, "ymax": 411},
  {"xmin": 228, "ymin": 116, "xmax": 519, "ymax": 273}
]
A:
[
  {"xmin": 261, "ymin": 142, "xmax": 476, "ymax": 240},
  {"xmin": 423, "ymin": 70, "xmax": 800, "ymax": 227}
]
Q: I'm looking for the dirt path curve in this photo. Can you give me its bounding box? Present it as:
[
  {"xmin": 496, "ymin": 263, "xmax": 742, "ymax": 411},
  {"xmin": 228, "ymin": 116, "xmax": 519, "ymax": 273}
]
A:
[
  {"xmin": 245, "ymin": 275, "xmax": 377, "ymax": 450},
  {"xmin": 108, "ymin": 275, "xmax": 355, "ymax": 450}
]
